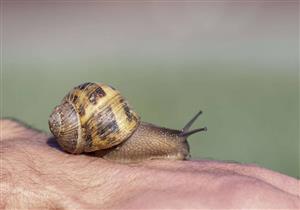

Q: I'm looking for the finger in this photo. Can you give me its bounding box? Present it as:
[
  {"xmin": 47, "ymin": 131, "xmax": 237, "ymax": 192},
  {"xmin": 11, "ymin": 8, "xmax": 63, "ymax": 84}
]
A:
[
  {"xmin": 195, "ymin": 160, "xmax": 300, "ymax": 197},
  {"xmin": 140, "ymin": 159, "xmax": 299, "ymax": 197}
]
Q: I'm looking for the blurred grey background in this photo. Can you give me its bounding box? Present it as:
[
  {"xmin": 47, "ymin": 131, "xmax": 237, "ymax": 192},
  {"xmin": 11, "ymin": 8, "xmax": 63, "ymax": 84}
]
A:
[{"xmin": 1, "ymin": 0, "xmax": 299, "ymax": 178}]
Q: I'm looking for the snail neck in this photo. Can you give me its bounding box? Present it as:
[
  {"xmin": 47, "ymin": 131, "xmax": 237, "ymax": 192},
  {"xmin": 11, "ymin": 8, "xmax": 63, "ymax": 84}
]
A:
[
  {"xmin": 138, "ymin": 120, "xmax": 207, "ymax": 140},
  {"xmin": 138, "ymin": 122, "xmax": 185, "ymax": 141},
  {"xmin": 137, "ymin": 110, "xmax": 207, "ymax": 139}
]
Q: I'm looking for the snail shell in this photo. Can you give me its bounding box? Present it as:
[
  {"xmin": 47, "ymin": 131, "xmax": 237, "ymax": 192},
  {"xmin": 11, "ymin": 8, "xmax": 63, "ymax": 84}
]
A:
[{"xmin": 49, "ymin": 82, "xmax": 140, "ymax": 154}]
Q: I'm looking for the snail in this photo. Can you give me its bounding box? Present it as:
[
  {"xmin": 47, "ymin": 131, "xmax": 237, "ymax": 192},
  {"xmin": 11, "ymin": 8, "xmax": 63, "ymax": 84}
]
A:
[{"xmin": 48, "ymin": 82, "xmax": 207, "ymax": 162}]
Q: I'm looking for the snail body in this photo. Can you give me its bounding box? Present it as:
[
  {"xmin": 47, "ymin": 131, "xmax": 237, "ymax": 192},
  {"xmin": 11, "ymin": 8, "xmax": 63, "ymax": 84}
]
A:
[{"xmin": 49, "ymin": 82, "xmax": 206, "ymax": 162}]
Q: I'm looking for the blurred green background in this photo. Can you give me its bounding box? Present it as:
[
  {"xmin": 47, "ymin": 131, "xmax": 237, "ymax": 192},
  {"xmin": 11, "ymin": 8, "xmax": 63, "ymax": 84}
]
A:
[{"xmin": 1, "ymin": 1, "xmax": 299, "ymax": 178}]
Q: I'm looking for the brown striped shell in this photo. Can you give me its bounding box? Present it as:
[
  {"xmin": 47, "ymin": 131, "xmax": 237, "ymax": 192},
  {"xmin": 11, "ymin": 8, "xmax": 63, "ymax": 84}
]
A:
[{"xmin": 48, "ymin": 82, "xmax": 140, "ymax": 154}]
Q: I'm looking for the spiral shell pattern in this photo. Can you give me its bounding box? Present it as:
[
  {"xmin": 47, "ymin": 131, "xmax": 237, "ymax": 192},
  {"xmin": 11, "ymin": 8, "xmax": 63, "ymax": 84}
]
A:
[{"xmin": 49, "ymin": 82, "xmax": 140, "ymax": 154}]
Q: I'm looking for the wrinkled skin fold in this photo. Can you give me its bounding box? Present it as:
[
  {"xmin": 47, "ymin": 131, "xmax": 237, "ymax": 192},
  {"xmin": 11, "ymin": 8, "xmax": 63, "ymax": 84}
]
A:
[{"xmin": 0, "ymin": 119, "xmax": 299, "ymax": 209}]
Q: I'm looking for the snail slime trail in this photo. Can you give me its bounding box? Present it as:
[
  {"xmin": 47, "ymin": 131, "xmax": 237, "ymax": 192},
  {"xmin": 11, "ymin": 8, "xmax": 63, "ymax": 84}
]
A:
[{"xmin": 49, "ymin": 82, "xmax": 207, "ymax": 162}]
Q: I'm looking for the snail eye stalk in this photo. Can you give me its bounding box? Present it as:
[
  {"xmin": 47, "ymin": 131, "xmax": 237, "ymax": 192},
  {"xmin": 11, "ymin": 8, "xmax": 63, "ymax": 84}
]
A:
[
  {"xmin": 180, "ymin": 127, "xmax": 207, "ymax": 137},
  {"xmin": 180, "ymin": 110, "xmax": 207, "ymax": 137}
]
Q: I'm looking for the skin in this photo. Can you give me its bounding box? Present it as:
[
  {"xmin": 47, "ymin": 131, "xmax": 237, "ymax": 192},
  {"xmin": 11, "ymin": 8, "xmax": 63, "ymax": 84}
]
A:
[{"xmin": 1, "ymin": 119, "xmax": 299, "ymax": 209}]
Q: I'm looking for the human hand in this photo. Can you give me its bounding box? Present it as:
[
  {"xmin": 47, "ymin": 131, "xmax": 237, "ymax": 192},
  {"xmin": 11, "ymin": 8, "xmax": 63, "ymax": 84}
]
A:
[{"xmin": 1, "ymin": 119, "xmax": 299, "ymax": 209}]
